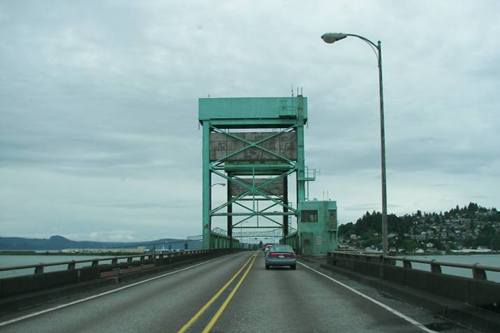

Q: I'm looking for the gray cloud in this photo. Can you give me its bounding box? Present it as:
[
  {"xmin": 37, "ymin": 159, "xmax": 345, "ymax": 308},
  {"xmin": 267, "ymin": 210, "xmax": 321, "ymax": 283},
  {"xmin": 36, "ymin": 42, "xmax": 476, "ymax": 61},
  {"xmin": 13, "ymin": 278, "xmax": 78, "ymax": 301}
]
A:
[{"xmin": 1, "ymin": 0, "xmax": 499, "ymax": 240}]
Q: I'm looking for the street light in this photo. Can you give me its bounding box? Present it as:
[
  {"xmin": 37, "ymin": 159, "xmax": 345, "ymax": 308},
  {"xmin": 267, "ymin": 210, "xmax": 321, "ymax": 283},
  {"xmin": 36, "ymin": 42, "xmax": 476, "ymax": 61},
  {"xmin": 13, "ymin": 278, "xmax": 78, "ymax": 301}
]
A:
[{"xmin": 321, "ymin": 32, "xmax": 389, "ymax": 256}]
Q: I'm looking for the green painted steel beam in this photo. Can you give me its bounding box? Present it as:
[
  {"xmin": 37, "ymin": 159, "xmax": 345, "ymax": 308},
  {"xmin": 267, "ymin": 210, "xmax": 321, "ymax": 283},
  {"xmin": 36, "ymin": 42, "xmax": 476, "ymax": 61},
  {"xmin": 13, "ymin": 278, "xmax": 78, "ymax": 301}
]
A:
[
  {"xmin": 199, "ymin": 97, "xmax": 308, "ymax": 123},
  {"xmin": 233, "ymin": 226, "xmax": 283, "ymax": 229},
  {"xmin": 223, "ymin": 166, "xmax": 294, "ymax": 176},
  {"xmin": 211, "ymin": 163, "xmax": 295, "ymax": 171},
  {"xmin": 202, "ymin": 121, "xmax": 211, "ymax": 248},
  {"xmin": 210, "ymin": 168, "xmax": 297, "ymax": 213},
  {"xmin": 231, "ymin": 201, "xmax": 284, "ymax": 226},
  {"xmin": 209, "ymin": 119, "xmax": 299, "ymax": 128},
  {"xmin": 212, "ymin": 212, "xmax": 295, "ymax": 216},
  {"xmin": 210, "ymin": 171, "xmax": 292, "ymax": 215},
  {"xmin": 235, "ymin": 198, "xmax": 283, "ymax": 201},
  {"xmin": 231, "ymin": 209, "xmax": 282, "ymax": 227}
]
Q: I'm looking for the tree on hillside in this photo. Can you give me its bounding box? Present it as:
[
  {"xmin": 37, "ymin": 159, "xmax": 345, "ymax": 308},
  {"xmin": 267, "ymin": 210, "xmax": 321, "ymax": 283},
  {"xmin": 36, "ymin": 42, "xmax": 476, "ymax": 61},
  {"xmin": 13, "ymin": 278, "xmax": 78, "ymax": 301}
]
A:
[{"xmin": 491, "ymin": 235, "xmax": 500, "ymax": 250}]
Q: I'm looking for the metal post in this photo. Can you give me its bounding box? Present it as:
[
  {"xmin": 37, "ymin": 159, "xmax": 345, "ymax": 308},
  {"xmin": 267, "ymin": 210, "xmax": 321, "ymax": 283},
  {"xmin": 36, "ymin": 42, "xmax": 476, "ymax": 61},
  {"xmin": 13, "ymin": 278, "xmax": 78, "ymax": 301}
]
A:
[
  {"xmin": 296, "ymin": 96, "xmax": 306, "ymax": 204},
  {"xmin": 296, "ymin": 96, "xmax": 306, "ymax": 255},
  {"xmin": 202, "ymin": 121, "xmax": 212, "ymax": 249},
  {"xmin": 377, "ymin": 41, "xmax": 388, "ymax": 256},
  {"xmin": 283, "ymin": 176, "xmax": 289, "ymax": 236},
  {"xmin": 321, "ymin": 33, "xmax": 389, "ymax": 256},
  {"xmin": 227, "ymin": 179, "xmax": 233, "ymax": 249}
]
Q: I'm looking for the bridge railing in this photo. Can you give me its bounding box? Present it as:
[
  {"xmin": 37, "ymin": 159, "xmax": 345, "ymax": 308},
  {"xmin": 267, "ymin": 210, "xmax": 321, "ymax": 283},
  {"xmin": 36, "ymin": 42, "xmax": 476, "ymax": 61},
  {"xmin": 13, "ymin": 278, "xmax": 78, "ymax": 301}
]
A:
[
  {"xmin": 327, "ymin": 251, "xmax": 500, "ymax": 306},
  {"xmin": 0, "ymin": 249, "xmax": 234, "ymax": 299},
  {"xmin": 210, "ymin": 231, "xmax": 240, "ymax": 249},
  {"xmin": 329, "ymin": 251, "xmax": 500, "ymax": 282},
  {"xmin": 0, "ymin": 250, "xmax": 215, "ymax": 277},
  {"xmin": 391, "ymin": 255, "xmax": 500, "ymax": 281}
]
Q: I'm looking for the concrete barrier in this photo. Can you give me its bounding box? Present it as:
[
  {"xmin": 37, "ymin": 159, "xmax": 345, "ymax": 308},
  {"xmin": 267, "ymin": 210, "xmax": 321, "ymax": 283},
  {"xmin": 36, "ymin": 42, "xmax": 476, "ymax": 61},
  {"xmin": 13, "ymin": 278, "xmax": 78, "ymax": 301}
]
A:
[
  {"xmin": 0, "ymin": 249, "xmax": 235, "ymax": 299},
  {"xmin": 327, "ymin": 252, "xmax": 500, "ymax": 307}
]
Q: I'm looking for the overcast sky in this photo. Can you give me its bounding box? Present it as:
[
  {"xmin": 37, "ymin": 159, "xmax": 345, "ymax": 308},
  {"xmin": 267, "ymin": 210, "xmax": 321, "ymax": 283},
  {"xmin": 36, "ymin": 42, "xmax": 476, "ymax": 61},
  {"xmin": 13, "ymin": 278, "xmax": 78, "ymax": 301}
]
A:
[{"xmin": 1, "ymin": 0, "xmax": 499, "ymax": 241}]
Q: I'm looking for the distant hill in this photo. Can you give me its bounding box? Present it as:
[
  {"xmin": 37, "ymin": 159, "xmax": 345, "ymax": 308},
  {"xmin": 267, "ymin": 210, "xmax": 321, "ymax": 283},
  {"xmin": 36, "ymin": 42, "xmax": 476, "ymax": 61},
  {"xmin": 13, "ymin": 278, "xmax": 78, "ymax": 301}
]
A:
[
  {"xmin": 0, "ymin": 235, "xmax": 202, "ymax": 251},
  {"xmin": 338, "ymin": 202, "xmax": 500, "ymax": 252}
]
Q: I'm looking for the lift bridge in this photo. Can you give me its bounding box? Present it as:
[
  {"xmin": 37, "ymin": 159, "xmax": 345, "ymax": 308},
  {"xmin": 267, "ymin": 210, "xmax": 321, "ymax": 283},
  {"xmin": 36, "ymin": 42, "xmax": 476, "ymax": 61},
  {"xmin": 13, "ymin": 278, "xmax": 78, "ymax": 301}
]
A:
[{"xmin": 199, "ymin": 96, "xmax": 338, "ymax": 255}]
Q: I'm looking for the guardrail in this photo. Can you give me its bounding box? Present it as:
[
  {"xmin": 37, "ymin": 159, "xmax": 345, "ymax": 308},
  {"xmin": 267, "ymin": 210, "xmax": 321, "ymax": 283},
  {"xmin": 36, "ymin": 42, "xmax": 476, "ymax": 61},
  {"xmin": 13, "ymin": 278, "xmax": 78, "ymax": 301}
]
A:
[
  {"xmin": 0, "ymin": 251, "xmax": 202, "ymax": 276},
  {"xmin": 327, "ymin": 251, "xmax": 500, "ymax": 306},
  {"xmin": 391, "ymin": 255, "xmax": 500, "ymax": 281},
  {"xmin": 330, "ymin": 251, "xmax": 500, "ymax": 282},
  {"xmin": 210, "ymin": 231, "xmax": 240, "ymax": 249},
  {"xmin": 0, "ymin": 249, "xmax": 233, "ymax": 299}
]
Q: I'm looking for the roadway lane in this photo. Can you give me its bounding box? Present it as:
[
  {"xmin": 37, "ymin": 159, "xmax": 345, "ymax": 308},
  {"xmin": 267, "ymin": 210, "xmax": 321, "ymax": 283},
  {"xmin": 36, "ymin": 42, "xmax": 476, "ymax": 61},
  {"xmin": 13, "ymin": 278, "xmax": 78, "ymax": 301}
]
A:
[
  {"xmin": 212, "ymin": 253, "xmax": 432, "ymax": 333},
  {"xmin": 0, "ymin": 252, "xmax": 253, "ymax": 333},
  {"xmin": 0, "ymin": 251, "xmax": 442, "ymax": 333}
]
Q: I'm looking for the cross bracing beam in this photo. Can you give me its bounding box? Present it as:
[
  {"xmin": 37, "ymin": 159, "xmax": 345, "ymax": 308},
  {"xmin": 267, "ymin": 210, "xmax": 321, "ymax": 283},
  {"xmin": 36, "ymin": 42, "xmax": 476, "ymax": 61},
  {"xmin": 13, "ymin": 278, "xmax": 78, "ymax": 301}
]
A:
[
  {"xmin": 232, "ymin": 229, "xmax": 281, "ymax": 237},
  {"xmin": 232, "ymin": 226, "xmax": 283, "ymax": 229},
  {"xmin": 212, "ymin": 164, "xmax": 293, "ymax": 175},
  {"xmin": 232, "ymin": 215, "xmax": 282, "ymax": 227},
  {"xmin": 212, "ymin": 212, "xmax": 295, "ymax": 217},
  {"xmin": 209, "ymin": 168, "xmax": 296, "ymax": 214},
  {"xmin": 231, "ymin": 201, "xmax": 282, "ymax": 226},
  {"xmin": 230, "ymin": 198, "xmax": 280, "ymax": 215},
  {"xmin": 231, "ymin": 206, "xmax": 282, "ymax": 227},
  {"xmin": 232, "ymin": 200, "xmax": 280, "ymax": 216},
  {"xmin": 230, "ymin": 196, "xmax": 284, "ymax": 201},
  {"xmin": 232, "ymin": 228, "xmax": 299, "ymax": 238}
]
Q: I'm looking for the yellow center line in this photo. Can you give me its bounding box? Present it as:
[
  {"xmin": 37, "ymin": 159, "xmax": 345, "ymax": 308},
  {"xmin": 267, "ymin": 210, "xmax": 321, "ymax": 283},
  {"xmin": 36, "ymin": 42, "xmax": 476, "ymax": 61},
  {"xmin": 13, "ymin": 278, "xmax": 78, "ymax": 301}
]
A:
[
  {"xmin": 176, "ymin": 253, "xmax": 255, "ymax": 333},
  {"xmin": 201, "ymin": 253, "xmax": 257, "ymax": 333}
]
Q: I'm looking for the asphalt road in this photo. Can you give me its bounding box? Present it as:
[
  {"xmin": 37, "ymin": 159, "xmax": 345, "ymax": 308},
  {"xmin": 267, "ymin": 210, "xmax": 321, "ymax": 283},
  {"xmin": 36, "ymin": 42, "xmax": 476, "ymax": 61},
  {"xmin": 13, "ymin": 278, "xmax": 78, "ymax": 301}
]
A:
[{"xmin": 0, "ymin": 251, "xmax": 452, "ymax": 333}]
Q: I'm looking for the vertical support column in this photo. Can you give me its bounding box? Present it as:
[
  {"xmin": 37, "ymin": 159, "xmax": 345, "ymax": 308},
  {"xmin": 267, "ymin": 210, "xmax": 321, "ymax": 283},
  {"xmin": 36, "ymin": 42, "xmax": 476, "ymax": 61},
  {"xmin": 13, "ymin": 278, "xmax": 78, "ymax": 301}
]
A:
[
  {"xmin": 227, "ymin": 179, "xmax": 233, "ymax": 249},
  {"xmin": 283, "ymin": 176, "xmax": 288, "ymax": 237},
  {"xmin": 202, "ymin": 121, "xmax": 212, "ymax": 249},
  {"xmin": 295, "ymin": 96, "xmax": 306, "ymax": 255},
  {"xmin": 296, "ymin": 96, "xmax": 306, "ymax": 204}
]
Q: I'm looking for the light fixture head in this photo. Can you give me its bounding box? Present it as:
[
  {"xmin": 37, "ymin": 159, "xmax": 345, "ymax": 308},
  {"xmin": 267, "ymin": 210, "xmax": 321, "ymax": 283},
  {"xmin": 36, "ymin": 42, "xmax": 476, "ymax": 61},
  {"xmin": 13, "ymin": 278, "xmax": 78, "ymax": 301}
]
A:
[{"xmin": 321, "ymin": 32, "xmax": 348, "ymax": 44}]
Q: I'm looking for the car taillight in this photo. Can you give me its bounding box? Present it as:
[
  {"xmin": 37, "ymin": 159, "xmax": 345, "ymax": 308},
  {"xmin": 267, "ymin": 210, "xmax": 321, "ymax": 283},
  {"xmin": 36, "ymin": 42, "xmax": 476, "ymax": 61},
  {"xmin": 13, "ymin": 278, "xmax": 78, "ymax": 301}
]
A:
[{"xmin": 268, "ymin": 252, "xmax": 280, "ymax": 257}]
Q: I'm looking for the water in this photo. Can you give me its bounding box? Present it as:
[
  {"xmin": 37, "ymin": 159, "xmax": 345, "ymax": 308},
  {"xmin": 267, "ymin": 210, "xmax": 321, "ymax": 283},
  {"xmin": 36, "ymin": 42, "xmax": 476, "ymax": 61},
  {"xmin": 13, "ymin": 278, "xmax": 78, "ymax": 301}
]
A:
[
  {"xmin": 0, "ymin": 255, "xmax": 116, "ymax": 278},
  {"xmin": 401, "ymin": 254, "xmax": 500, "ymax": 283},
  {"xmin": 1, "ymin": 253, "xmax": 500, "ymax": 282}
]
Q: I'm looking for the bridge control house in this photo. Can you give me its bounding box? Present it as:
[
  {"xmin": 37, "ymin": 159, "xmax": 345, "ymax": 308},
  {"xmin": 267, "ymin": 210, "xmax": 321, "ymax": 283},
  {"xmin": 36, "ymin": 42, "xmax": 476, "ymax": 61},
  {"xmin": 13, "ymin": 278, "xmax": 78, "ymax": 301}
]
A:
[
  {"xmin": 198, "ymin": 96, "xmax": 337, "ymax": 255},
  {"xmin": 298, "ymin": 200, "xmax": 337, "ymax": 255}
]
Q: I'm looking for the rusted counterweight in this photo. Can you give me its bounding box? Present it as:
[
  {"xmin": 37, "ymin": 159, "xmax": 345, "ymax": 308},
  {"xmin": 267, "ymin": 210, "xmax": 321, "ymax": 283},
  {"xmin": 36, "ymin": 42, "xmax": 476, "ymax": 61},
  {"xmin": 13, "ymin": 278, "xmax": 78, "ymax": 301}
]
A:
[{"xmin": 210, "ymin": 132, "xmax": 297, "ymax": 162}]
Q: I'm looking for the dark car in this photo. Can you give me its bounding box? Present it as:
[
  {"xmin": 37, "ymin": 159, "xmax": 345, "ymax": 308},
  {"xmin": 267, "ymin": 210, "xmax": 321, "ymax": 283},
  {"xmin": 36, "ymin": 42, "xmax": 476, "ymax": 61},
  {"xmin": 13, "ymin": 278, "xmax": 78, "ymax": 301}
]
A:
[{"xmin": 265, "ymin": 244, "xmax": 296, "ymax": 270}]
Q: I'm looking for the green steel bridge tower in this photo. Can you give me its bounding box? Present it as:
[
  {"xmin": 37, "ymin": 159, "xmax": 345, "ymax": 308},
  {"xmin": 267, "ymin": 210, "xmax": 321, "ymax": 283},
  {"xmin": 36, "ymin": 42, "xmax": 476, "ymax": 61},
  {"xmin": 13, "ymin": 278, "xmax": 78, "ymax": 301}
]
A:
[
  {"xmin": 199, "ymin": 95, "xmax": 337, "ymax": 255},
  {"xmin": 198, "ymin": 96, "xmax": 337, "ymax": 254}
]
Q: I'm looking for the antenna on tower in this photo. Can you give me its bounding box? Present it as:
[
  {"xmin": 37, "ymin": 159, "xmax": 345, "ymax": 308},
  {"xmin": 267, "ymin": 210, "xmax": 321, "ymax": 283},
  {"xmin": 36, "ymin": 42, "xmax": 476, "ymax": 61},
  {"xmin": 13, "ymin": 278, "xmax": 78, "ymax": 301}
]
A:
[{"xmin": 291, "ymin": 85, "xmax": 294, "ymax": 97}]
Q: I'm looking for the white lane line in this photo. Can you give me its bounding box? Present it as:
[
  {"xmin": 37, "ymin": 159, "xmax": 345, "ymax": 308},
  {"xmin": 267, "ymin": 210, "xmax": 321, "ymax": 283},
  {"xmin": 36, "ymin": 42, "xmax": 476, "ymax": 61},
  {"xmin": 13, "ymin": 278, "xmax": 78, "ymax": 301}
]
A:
[
  {"xmin": 298, "ymin": 262, "xmax": 436, "ymax": 333},
  {"xmin": 0, "ymin": 255, "xmax": 234, "ymax": 328}
]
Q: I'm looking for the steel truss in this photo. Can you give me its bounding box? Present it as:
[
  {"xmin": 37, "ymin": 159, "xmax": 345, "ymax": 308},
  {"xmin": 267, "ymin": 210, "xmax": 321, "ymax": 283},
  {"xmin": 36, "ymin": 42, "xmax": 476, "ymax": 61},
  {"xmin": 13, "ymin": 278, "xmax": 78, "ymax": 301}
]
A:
[{"xmin": 200, "ymin": 97, "xmax": 307, "ymax": 249}]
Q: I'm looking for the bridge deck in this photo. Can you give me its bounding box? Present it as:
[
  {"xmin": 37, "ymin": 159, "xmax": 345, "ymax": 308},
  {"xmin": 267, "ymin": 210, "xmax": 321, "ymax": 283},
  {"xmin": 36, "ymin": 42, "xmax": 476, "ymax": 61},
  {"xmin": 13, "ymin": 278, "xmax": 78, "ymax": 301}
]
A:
[{"xmin": 0, "ymin": 252, "xmax": 468, "ymax": 332}]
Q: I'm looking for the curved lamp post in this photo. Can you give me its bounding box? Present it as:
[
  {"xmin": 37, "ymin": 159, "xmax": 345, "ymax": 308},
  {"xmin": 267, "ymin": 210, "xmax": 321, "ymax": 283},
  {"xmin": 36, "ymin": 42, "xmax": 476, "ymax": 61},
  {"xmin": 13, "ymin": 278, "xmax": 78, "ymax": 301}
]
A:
[{"xmin": 321, "ymin": 32, "xmax": 388, "ymax": 256}]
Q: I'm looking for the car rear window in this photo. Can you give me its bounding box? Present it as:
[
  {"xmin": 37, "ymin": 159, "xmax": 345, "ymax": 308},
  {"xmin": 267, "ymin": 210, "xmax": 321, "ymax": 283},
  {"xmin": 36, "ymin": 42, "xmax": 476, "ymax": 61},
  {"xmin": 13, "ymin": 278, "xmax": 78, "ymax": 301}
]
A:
[{"xmin": 271, "ymin": 245, "xmax": 293, "ymax": 252}]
